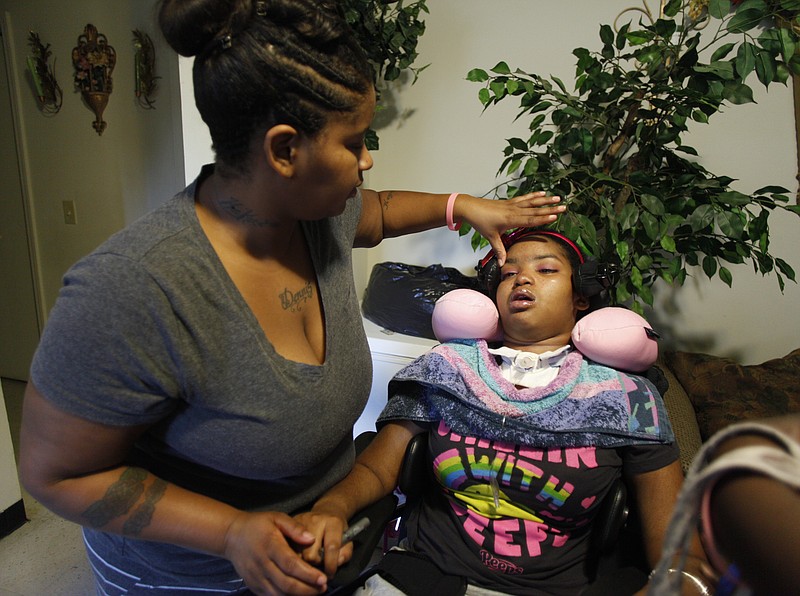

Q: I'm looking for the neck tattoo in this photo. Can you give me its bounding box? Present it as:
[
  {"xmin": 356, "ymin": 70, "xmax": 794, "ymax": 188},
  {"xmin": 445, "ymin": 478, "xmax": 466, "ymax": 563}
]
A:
[
  {"xmin": 214, "ymin": 196, "xmax": 278, "ymax": 228},
  {"xmin": 280, "ymin": 282, "xmax": 313, "ymax": 312}
]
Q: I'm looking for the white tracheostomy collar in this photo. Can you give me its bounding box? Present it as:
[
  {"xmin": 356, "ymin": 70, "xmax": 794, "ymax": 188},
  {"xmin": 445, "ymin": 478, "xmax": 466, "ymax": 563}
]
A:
[{"xmin": 487, "ymin": 345, "xmax": 572, "ymax": 388}]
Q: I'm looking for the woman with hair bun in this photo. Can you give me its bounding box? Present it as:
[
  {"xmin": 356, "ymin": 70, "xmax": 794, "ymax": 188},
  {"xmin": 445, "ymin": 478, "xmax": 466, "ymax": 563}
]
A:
[{"xmin": 18, "ymin": 1, "xmax": 564, "ymax": 594}]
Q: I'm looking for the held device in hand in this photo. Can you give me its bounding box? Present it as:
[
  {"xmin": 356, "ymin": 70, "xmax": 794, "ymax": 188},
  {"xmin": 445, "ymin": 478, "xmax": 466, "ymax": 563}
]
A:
[{"xmin": 319, "ymin": 517, "xmax": 371, "ymax": 558}]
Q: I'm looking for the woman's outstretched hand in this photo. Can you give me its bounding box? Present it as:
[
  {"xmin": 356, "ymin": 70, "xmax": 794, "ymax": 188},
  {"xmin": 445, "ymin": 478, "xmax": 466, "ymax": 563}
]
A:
[{"xmin": 458, "ymin": 192, "xmax": 566, "ymax": 266}]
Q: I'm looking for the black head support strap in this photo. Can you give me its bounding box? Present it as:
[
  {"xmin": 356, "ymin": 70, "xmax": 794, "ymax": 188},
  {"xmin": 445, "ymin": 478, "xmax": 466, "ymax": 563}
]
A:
[{"xmin": 475, "ymin": 228, "xmax": 619, "ymax": 306}]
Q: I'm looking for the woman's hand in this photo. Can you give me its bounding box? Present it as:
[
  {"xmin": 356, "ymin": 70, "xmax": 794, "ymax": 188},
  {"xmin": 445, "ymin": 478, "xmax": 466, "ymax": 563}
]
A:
[
  {"xmin": 222, "ymin": 510, "xmax": 329, "ymax": 595},
  {"xmin": 456, "ymin": 192, "xmax": 566, "ymax": 266},
  {"xmin": 294, "ymin": 507, "xmax": 352, "ymax": 578}
]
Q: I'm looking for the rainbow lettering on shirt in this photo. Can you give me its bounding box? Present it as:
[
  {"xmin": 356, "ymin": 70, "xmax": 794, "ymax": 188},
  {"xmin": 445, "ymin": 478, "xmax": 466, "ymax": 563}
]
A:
[
  {"xmin": 465, "ymin": 448, "xmax": 505, "ymax": 484},
  {"xmin": 434, "ymin": 449, "xmax": 468, "ymax": 488},
  {"xmin": 514, "ymin": 459, "xmax": 543, "ymax": 492},
  {"xmin": 537, "ymin": 476, "xmax": 575, "ymax": 510},
  {"xmin": 498, "ymin": 455, "xmax": 516, "ymax": 488}
]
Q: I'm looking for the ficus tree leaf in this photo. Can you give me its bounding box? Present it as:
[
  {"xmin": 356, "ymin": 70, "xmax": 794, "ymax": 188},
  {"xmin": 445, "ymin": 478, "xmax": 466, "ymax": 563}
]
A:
[
  {"xmin": 728, "ymin": 8, "xmax": 765, "ymax": 33},
  {"xmin": 467, "ymin": 68, "xmax": 489, "ymax": 82},
  {"xmin": 492, "ymin": 61, "xmax": 511, "ymax": 75},
  {"xmin": 735, "ymin": 42, "xmax": 757, "ymax": 77},
  {"xmin": 709, "ymin": 0, "xmax": 732, "ymax": 19},
  {"xmin": 719, "ymin": 266, "xmax": 734, "ymax": 287},
  {"xmin": 341, "ymin": 0, "xmax": 429, "ymax": 148}
]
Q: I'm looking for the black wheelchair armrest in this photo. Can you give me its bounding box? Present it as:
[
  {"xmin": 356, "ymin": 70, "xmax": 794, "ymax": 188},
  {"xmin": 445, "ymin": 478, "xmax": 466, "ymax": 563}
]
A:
[
  {"xmin": 329, "ymin": 492, "xmax": 399, "ymax": 588},
  {"xmin": 397, "ymin": 433, "xmax": 429, "ymax": 501},
  {"xmin": 591, "ymin": 478, "xmax": 629, "ymax": 554}
]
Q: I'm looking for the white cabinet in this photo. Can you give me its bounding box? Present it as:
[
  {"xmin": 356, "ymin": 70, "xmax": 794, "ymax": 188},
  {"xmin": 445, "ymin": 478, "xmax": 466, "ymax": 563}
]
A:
[{"xmin": 353, "ymin": 318, "xmax": 437, "ymax": 438}]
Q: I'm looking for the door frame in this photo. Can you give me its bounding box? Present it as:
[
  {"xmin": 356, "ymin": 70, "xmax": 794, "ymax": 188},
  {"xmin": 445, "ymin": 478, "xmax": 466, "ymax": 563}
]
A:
[{"xmin": 1, "ymin": 13, "xmax": 45, "ymax": 339}]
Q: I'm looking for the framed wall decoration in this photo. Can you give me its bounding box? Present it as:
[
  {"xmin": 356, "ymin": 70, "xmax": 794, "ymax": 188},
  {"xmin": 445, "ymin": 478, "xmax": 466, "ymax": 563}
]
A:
[{"xmin": 72, "ymin": 24, "xmax": 116, "ymax": 135}]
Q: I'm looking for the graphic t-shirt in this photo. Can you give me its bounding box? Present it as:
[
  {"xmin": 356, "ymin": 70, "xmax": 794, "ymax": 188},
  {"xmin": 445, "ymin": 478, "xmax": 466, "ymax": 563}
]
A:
[{"xmin": 406, "ymin": 419, "xmax": 677, "ymax": 595}]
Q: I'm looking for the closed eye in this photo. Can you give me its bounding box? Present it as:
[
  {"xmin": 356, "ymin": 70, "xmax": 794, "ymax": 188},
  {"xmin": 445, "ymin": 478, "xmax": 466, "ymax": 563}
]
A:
[{"xmin": 347, "ymin": 133, "xmax": 367, "ymax": 154}]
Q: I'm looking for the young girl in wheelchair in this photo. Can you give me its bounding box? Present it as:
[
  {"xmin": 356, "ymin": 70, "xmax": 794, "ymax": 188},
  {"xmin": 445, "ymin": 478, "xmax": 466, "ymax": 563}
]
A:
[{"xmin": 298, "ymin": 229, "xmax": 710, "ymax": 595}]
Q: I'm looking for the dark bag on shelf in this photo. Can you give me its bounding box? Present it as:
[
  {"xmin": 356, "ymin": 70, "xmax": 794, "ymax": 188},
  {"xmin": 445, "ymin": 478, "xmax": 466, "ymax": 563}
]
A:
[{"xmin": 361, "ymin": 262, "xmax": 480, "ymax": 340}]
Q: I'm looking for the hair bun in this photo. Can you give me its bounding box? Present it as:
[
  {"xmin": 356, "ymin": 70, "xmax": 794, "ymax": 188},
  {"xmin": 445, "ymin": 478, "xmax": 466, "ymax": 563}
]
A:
[
  {"xmin": 264, "ymin": 0, "xmax": 348, "ymax": 46},
  {"xmin": 159, "ymin": 0, "xmax": 251, "ymax": 57}
]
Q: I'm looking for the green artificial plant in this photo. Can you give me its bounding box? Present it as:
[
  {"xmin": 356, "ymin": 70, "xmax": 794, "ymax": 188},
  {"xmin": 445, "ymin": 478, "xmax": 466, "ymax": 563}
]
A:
[
  {"xmin": 467, "ymin": 0, "xmax": 800, "ymax": 313},
  {"xmin": 340, "ymin": 0, "xmax": 429, "ymax": 149}
]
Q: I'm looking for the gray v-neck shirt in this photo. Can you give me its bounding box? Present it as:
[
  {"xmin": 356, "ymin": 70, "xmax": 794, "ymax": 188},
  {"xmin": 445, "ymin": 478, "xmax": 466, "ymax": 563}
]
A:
[{"xmin": 31, "ymin": 165, "xmax": 372, "ymax": 513}]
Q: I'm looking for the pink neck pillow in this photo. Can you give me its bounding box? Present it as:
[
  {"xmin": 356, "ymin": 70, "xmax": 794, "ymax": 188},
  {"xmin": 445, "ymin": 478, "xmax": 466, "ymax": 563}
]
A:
[{"xmin": 432, "ymin": 288, "xmax": 658, "ymax": 372}]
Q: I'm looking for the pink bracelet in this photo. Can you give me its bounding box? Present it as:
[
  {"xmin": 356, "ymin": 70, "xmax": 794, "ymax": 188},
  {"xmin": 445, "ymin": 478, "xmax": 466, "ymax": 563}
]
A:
[{"xmin": 446, "ymin": 192, "xmax": 461, "ymax": 231}]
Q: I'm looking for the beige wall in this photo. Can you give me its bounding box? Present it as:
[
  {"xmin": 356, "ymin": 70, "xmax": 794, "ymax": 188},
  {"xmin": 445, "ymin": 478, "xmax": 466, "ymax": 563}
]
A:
[{"xmin": 1, "ymin": 1, "xmax": 184, "ymax": 317}]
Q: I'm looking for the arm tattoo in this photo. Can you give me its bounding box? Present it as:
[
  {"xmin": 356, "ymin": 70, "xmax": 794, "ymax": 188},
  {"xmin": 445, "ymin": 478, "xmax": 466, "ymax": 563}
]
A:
[
  {"xmin": 82, "ymin": 467, "xmax": 147, "ymax": 528},
  {"xmin": 279, "ymin": 282, "xmax": 313, "ymax": 312},
  {"xmin": 382, "ymin": 191, "xmax": 394, "ymax": 212},
  {"xmin": 122, "ymin": 478, "xmax": 167, "ymax": 536}
]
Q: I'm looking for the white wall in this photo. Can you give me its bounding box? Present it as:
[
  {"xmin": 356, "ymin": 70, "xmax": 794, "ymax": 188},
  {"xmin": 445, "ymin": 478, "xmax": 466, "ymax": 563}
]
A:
[
  {"xmin": 178, "ymin": 56, "xmax": 211, "ymax": 186},
  {"xmin": 181, "ymin": 0, "xmax": 800, "ymax": 365}
]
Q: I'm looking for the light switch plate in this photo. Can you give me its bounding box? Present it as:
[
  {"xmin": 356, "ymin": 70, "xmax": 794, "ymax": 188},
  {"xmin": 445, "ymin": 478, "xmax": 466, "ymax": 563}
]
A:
[{"xmin": 62, "ymin": 200, "xmax": 77, "ymax": 225}]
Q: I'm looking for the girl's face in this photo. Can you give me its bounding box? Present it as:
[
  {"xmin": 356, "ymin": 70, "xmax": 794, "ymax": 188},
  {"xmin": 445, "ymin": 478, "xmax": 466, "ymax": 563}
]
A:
[
  {"xmin": 291, "ymin": 90, "xmax": 376, "ymax": 219},
  {"xmin": 495, "ymin": 236, "xmax": 588, "ymax": 350}
]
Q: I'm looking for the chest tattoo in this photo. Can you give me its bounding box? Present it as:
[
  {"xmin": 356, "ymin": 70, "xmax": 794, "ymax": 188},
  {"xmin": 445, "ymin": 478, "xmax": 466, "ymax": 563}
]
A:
[{"xmin": 279, "ymin": 282, "xmax": 313, "ymax": 312}]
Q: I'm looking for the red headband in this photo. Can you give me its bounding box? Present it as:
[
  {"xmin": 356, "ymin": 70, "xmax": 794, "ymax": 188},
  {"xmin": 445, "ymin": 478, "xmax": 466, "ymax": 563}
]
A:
[{"xmin": 478, "ymin": 228, "xmax": 585, "ymax": 269}]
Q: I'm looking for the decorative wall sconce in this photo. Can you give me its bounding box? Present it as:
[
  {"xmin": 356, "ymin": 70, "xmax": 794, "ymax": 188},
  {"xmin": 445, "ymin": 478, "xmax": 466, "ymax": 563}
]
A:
[
  {"xmin": 72, "ymin": 24, "xmax": 116, "ymax": 135},
  {"xmin": 26, "ymin": 31, "xmax": 62, "ymax": 115},
  {"xmin": 132, "ymin": 29, "xmax": 158, "ymax": 109}
]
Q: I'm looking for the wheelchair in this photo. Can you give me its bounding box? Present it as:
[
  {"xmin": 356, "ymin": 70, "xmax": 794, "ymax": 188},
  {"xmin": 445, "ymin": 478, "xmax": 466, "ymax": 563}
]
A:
[{"xmin": 327, "ymin": 432, "xmax": 649, "ymax": 596}]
